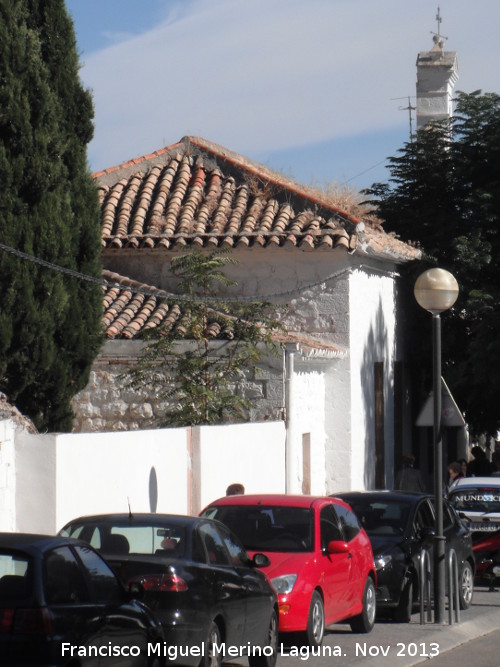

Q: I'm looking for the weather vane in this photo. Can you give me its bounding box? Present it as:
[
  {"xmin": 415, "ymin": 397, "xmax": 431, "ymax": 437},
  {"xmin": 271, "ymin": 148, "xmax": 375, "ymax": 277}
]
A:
[{"xmin": 430, "ymin": 6, "xmax": 447, "ymax": 46}]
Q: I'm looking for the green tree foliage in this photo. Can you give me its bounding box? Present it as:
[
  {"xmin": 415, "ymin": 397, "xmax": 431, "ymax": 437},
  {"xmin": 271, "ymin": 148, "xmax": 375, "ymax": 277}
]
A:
[
  {"xmin": 0, "ymin": 0, "xmax": 103, "ymax": 431},
  {"xmin": 364, "ymin": 91, "xmax": 500, "ymax": 437},
  {"xmin": 125, "ymin": 249, "xmax": 285, "ymax": 426}
]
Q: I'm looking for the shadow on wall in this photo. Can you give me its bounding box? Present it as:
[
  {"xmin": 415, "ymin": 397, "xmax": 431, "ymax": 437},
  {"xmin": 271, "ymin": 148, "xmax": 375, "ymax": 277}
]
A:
[
  {"xmin": 149, "ymin": 466, "xmax": 158, "ymax": 513},
  {"xmin": 361, "ymin": 295, "xmax": 390, "ymax": 490}
]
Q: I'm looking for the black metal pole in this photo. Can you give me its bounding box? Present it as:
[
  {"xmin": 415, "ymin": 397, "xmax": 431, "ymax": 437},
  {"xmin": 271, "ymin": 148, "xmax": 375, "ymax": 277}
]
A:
[{"xmin": 433, "ymin": 313, "xmax": 446, "ymax": 624}]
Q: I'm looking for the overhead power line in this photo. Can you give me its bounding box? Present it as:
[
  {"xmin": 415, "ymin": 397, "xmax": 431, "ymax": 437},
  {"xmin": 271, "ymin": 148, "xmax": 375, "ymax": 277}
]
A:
[{"xmin": 0, "ymin": 241, "xmax": 353, "ymax": 304}]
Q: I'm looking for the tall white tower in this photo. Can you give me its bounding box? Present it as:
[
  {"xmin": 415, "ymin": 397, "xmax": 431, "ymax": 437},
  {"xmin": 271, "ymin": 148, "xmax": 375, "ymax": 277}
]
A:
[{"xmin": 416, "ymin": 9, "xmax": 458, "ymax": 130}]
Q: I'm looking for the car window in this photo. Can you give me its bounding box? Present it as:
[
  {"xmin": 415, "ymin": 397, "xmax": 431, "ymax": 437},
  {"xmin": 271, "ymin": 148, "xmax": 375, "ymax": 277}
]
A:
[
  {"xmin": 198, "ymin": 523, "xmax": 231, "ymax": 566},
  {"xmin": 335, "ymin": 504, "xmax": 361, "ymax": 542},
  {"xmin": 413, "ymin": 500, "xmax": 434, "ymax": 537},
  {"xmin": 217, "ymin": 525, "xmax": 250, "ymax": 566},
  {"xmin": 449, "ymin": 486, "xmax": 500, "ymax": 513},
  {"xmin": 443, "ymin": 502, "xmax": 454, "ymax": 529},
  {"xmin": 44, "ymin": 546, "xmax": 89, "ymax": 604},
  {"xmin": 0, "ymin": 553, "xmax": 32, "ymax": 606},
  {"xmin": 429, "ymin": 499, "xmax": 455, "ymax": 530},
  {"xmin": 192, "ymin": 528, "xmax": 207, "ymax": 563},
  {"xmin": 320, "ymin": 504, "xmax": 342, "ymax": 548},
  {"xmin": 342, "ymin": 498, "xmax": 410, "ymax": 537},
  {"xmin": 202, "ymin": 506, "xmax": 313, "ymax": 552},
  {"xmin": 60, "ymin": 524, "xmax": 102, "ymax": 549},
  {"xmin": 62, "ymin": 522, "xmax": 187, "ymax": 557},
  {"xmin": 74, "ymin": 545, "xmax": 124, "ymax": 603}
]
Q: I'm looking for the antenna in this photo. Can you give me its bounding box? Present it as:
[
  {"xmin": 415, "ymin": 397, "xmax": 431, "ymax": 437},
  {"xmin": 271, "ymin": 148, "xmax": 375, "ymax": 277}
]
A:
[
  {"xmin": 392, "ymin": 96, "xmax": 416, "ymax": 140},
  {"xmin": 127, "ymin": 496, "xmax": 133, "ymax": 518}
]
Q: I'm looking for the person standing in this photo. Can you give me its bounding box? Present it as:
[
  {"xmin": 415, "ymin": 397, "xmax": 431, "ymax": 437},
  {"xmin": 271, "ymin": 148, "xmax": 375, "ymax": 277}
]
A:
[
  {"xmin": 467, "ymin": 446, "xmax": 494, "ymax": 477},
  {"xmin": 395, "ymin": 454, "xmax": 426, "ymax": 492},
  {"xmin": 446, "ymin": 461, "xmax": 464, "ymax": 493},
  {"xmin": 458, "ymin": 458, "xmax": 469, "ymax": 477}
]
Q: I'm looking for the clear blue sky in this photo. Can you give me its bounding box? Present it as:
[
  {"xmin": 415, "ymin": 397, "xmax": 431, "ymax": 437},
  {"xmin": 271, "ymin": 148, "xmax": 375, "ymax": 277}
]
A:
[{"xmin": 66, "ymin": 0, "xmax": 500, "ymax": 190}]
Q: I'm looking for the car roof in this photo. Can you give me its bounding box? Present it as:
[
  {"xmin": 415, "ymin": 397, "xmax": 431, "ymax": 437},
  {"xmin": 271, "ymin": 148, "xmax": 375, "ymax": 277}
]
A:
[
  {"xmin": 205, "ymin": 494, "xmax": 337, "ymax": 509},
  {"xmin": 336, "ymin": 490, "xmax": 431, "ymax": 504},
  {"xmin": 450, "ymin": 477, "xmax": 500, "ymax": 490},
  {"xmin": 60, "ymin": 513, "xmax": 202, "ymax": 530},
  {"xmin": 0, "ymin": 532, "xmax": 84, "ymax": 555}
]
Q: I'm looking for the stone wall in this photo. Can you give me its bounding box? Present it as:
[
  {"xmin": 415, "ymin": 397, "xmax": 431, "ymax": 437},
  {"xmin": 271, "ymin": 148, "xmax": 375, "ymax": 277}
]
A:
[{"xmin": 72, "ymin": 340, "xmax": 285, "ymax": 433}]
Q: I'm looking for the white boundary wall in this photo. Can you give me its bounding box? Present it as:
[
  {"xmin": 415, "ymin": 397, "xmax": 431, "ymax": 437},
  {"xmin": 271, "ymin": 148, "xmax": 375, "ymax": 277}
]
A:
[
  {"xmin": 198, "ymin": 421, "xmax": 285, "ymax": 509},
  {"xmin": 0, "ymin": 420, "xmax": 285, "ymax": 535}
]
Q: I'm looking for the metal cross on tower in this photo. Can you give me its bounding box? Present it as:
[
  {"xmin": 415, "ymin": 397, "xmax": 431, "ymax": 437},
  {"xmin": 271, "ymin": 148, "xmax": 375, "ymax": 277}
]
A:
[
  {"xmin": 436, "ymin": 6, "xmax": 442, "ymax": 35},
  {"xmin": 431, "ymin": 7, "xmax": 448, "ymax": 44}
]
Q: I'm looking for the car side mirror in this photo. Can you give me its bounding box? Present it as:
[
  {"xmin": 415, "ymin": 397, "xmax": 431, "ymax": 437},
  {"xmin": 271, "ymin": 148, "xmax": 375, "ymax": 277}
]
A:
[
  {"xmin": 252, "ymin": 553, "xmax": 271, "ymax": 568},
  {"xmin": 327, "ymin": 540, "xmax": 349, "ymax": 554},
  {"xmin": 420, "ymin": 526, "xmax": 435, "ymax": 545}
]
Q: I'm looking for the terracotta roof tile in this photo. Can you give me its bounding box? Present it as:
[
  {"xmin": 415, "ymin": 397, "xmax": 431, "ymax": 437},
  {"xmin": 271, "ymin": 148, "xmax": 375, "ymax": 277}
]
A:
[
  {"xmin": 102, "ymin": 270, "xmax": 240, "ymax": 340},
  {"xmin": 95, "ymin": 136, "xmax": 420, "ymax": 262}
]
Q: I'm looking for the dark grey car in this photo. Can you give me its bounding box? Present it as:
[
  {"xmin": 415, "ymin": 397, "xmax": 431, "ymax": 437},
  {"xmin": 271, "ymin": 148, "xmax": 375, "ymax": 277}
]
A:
[
  {"xmin": 59, "ymin": 513, "xmax": 278, "ymax": 667},
  {"xmin": 336, "ymin": 491, "xmax": 475, "ymax": 622},
  {"xmin": 0, "ymin": 533, "xmax": 162, "ymax": 666}
]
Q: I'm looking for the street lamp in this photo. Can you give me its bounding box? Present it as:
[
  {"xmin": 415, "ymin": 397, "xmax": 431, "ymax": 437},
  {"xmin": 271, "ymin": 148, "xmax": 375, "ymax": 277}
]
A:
[{"xmin": 414, "ymin": 268, "xmax": 459, "ymax": 624}]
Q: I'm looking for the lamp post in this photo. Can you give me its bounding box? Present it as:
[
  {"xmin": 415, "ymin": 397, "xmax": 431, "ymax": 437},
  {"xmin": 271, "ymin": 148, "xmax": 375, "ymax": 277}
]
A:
[{"xmin": 414, "ymin": 268, "xmax": 459, "ymax": 624}]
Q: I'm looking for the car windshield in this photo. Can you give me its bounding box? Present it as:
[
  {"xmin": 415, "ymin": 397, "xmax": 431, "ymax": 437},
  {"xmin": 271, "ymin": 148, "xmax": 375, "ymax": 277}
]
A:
[
  {"xmin": 203, "ymin": 506, "xmax": 313, "ymax": 552},
  {"xmin": 0, "ymin": 552, "xmax": 32, "ymax": 606},
  {"xmin": 344, "ymin": 498, "xmax": 411, "ymax": 537},
  {"xmin": 61, "ymin": 521, "xmax": 187, "ymax": 557},
  {"xmin": 448, "ymin": 487, "xmax": 500, "ymax": 514}
]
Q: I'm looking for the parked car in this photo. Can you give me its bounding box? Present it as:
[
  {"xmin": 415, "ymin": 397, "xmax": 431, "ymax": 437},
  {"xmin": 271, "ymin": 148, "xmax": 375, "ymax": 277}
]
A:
[
  {"xmin": 447, "ymin": 477, "xmax": 500, "ymax": 588},
  {"xmin": 201, "ymin": 494, "xmax": 377, "ymax": 647},
  {"xmin": 59, "ymin": 514, "xmax": 278, "ymax": 667},
  {"xmin": 0, "ymin": 532, "xmax": 162, "ymax": 666},
  {"xmin": 336, "ymin": 491, "xmax": 475, "ymax": 622}
]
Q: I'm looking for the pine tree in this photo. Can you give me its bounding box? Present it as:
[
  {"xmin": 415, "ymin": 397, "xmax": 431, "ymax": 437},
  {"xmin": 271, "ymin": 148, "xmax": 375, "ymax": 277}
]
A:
[
  {"xmin": 364, "ymin": 91, "xmax": 500, "ymax": 437},
  {"xmin": 125, "ymin": 249, "xmax": 285, "ymax": 426},
  {"xmin": 0, "ymin": 0, "xmax": 103, "ymax": 431}
]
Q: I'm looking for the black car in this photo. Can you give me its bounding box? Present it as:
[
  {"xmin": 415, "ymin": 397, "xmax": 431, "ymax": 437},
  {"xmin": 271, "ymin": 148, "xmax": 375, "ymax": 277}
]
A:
[
  {"xmin": 335, "ymin": 491, "xmax": 475, "ymax": 622},
  {"xmin": 59, "ymin": 514, "xmax": 278, "ymax": 667},
  {"xmin": 0, "ymin": 532, "xmax": 162, "ymax": 666}
]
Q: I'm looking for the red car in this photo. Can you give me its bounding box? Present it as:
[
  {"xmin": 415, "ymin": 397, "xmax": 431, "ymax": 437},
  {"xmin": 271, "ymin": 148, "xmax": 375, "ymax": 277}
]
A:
[{"xmin": 201, "ymin": 495, "xmax": 376, "ymax": 646}]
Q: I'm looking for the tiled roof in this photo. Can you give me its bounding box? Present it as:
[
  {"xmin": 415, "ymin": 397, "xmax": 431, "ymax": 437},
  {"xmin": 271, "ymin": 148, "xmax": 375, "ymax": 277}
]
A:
[
  {"xmin": 101, "ymin": 270, "xmax": 346, "ymax": 359},
  {"xmin": 102, "ymin": 270, "xmax": 180, "ymax": 340},
  {"xmin": 95, "ymin": 136, "xmax": 420, "ymax": 262},
  {"xmin": 103, "ymin": 269, "xmax": 256, "ymax": 341}
]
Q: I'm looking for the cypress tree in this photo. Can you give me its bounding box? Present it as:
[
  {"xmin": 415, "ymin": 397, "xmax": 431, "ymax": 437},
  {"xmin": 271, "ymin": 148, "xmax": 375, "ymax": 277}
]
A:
[{"xmin": 0, "ymin": 0, "xmax": 103, "ymax": 431}]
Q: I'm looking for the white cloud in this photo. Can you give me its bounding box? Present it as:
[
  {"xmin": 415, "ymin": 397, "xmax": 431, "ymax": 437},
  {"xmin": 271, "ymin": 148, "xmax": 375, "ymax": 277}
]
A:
[{"xmin": 80, "ymin": 0, "xmax": 500, "ymax": 172}]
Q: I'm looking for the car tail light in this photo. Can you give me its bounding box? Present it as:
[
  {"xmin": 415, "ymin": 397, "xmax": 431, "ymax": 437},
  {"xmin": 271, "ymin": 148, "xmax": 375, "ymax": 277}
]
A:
[
  {"xmin": 130, "ymin": 574, "xmax": 188, "ymax": 592},
  {"xmin": 0, "ymin": 608, "xmax": 51, "ymax": 634},
  {"xmin": 0, "ymin": 609, "xmax": 15, "ymax": 633}
]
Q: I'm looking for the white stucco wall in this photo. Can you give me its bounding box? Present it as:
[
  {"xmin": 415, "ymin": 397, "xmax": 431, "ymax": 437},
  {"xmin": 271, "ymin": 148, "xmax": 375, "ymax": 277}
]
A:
[
  {"xmin": 107, "ymin": 248, "xmax": 352, "ymax": 349},
  {"xmin": 285, "ymin": 364, "xmax": 328, "ymax": 496},
  {"xmin": 55, "ymin": 428, "xmax": 189, "ymax": 531},
  {"xmin": 0, "ymin": 420, "xmax": 287, "ymax": 535},
  {"xmin": 349, "ymin": 267, "xmax": 397, "ymax": 490},
  {"xmin": 15, "ymin": 432, "xmax": 57, "ymax": 534},
  {"xmin": 198, "ymin": 421, "xmax": 285, "ymax": 509},
  {"xmin": 0, "ymin": 420, "xmax": 17, "ymax": 531},
  {"xmin": 324, "ymin": 356, "xmax": 353, "ymax": 494}
]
